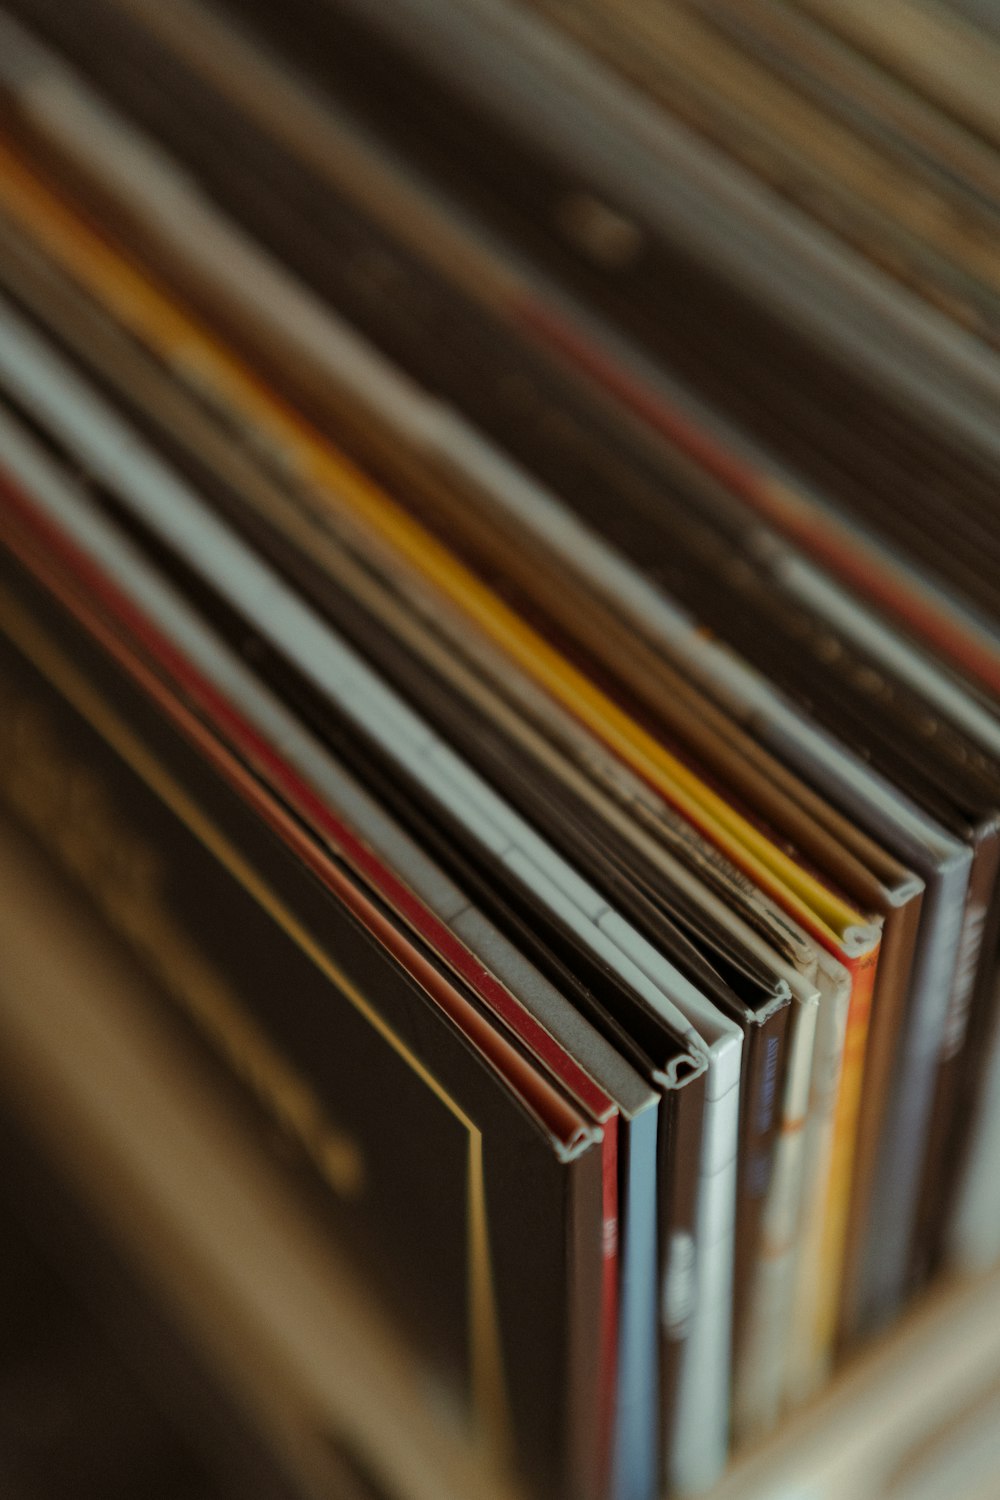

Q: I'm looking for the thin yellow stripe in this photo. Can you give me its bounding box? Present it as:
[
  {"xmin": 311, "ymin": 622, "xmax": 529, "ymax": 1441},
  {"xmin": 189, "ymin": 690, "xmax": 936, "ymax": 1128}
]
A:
[
  {"xmin": 467, "ymin": 1130, "xmax": 511, "ymax": 1465},
  {"xmin": 0, "ymin": 577, "xmax": 511, "ymax": 1458}
]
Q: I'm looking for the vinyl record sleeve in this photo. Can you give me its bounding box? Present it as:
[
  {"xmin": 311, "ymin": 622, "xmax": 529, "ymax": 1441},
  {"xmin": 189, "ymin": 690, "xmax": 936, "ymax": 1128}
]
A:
[
  {"xmin": 0, "ymin": 102, "xmax": 869, "ymax": 948},
  {"xmin": 707, "ymin": 591, "xmax": 1000, "ymax": 1284},
  {"xmin": 5, "ymin": 0, "xmax": 1000, "ymax": 1476},
  {"xmin": 0, "ymin": 431, "xmax": 702, "ymax": 1500},
  {"xmin": 0, "ymin": 20, "xmax": 881, "ymax": 936},
  {"xmin": 0, "ymin": 129, "xmax": 869, "ymax": 1416},
  {"xmin": 0, "ymin": 203, "xmax": 792, "ymax": 1409},
  {"xmin": 0, "ymin": 342, "xmax": 727, "ymax": 1495},
  {"xmin": 0, "ymin": 534, "xmax": 613, "ymax": 1500},
  {"xmin": 0, "ymin": 433, "xmax": 673, "ymax": 1500},
  {"xmin": 0, "ymin": 469, "xmax": 719, "ymax": 1500},
  {"xmin": 0, "ymin": 212, "xmax": 818, "ymax": 1473},
  {"xmin": 0, "ymin": 2, "xmax": 994, "ymax": 702},
  {"xmin": 640, "ymin": 494, "xmax": 1000, "ymax": 1315},
  {"xmin": 3, "ymin": 0, "xmax": 995, "ymax": 1392},
  {"xmin": 7, "ymin": 0, "xmax": 1000, "ymax": 704}
]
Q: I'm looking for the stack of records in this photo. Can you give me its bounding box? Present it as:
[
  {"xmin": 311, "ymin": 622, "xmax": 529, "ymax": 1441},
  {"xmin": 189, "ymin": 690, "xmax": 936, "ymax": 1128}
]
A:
[{"xmin": 0, "ymin": 2, "xmax": 999, "ymax": 1497}]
